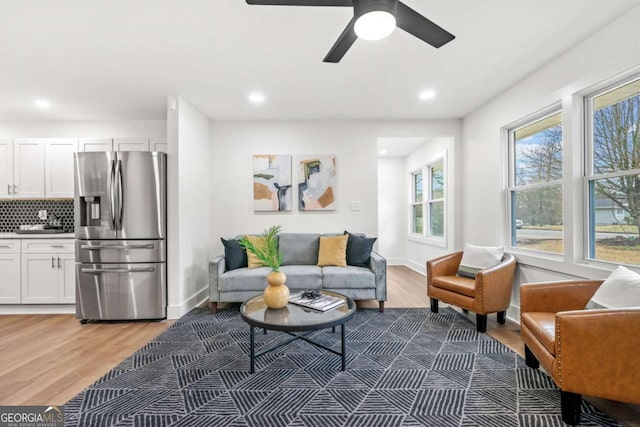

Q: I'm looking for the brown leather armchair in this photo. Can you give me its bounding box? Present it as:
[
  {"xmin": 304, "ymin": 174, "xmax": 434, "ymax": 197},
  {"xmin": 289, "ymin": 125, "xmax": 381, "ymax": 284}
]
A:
[
  {"xmin": 427, "ymin": 251, "xmax": 516, "ymax": 332},
  {"xmin": 521, "ymin": 280, "xmax": 640, "ymax": 425}
]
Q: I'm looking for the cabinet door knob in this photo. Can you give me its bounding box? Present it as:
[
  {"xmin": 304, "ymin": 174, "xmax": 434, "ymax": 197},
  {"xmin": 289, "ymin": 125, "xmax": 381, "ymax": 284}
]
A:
[
  {"xmin": 7, "ymin": 184, "xmax": 10, "ymax": 195},
  {"xmin": 57, "ymin": 257, "xmax": 61, "ymax": 269},
  {"xmin": 51, "ymin": 257, "xmax": 55, "ymax": 269}
]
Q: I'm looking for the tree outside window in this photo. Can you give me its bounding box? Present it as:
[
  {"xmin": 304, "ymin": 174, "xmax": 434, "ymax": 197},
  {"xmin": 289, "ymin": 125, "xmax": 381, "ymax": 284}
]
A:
[
  {"xmin": 509, "ymin": 112, "xmax": 564, "ymax": 254},
  {"xmin": 429, "ymin": 163, "xmax": 445, "ymax": 237},
  {"xmin": 411, "ymin": 171, "xmax": 423, "ymax": 234},
  {"xmin": 587, "ymin": 77, "xmax": 640, "ymax": 266}
]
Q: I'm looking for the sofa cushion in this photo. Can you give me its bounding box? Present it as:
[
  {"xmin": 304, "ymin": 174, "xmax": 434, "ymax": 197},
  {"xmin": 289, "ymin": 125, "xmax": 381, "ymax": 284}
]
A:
[
  {"xmin": 317, "ymin": 235, "xmax": 348, "ymax": 267},
  {"xmin": 221, "ymin": 238, "xmax": 247, "ymax": 271},
  {"xmin": 218, "ymin": 267, "xmax": 270, "ymax": 292},
  {"xmin": 432, "ymin": 275, "xmax": 476, "ymax": 297},
  {"xmin": 279, "ymin": 233, "xmax": 320, "ymax": 266},
  {"xmin": 344, "ymin": 231, "xmax": 377, "ymax": 268},
  {"xmin": 280, "ymin": 265, "xmax": 322, "ymax": 290},
  {"xmin": 586, "ymin": 265, "xmax": 640, "ymax": 309},
  {"xmin": 521, "ymin": 312, "xmax": 556, "ymax": 355},
  {"xmin": 322, "ymin": 266, "xmax": 375, "ymax": 289},
  {"xmin": 458, "ymin": 243, "xmax": 504, "ymax": 278}
]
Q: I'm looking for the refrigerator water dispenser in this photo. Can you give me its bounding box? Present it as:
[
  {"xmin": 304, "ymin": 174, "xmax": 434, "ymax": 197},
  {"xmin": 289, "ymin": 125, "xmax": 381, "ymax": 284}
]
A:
[{"xmin": 80, "ymin": 196, "xmax": 101, "ymax": 226}]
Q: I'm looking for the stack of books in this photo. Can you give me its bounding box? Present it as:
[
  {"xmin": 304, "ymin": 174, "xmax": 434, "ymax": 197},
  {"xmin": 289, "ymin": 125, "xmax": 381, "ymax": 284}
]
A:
[{"xmin": 289, "ymin": 291, "xmax": 345, "ymax": 312}]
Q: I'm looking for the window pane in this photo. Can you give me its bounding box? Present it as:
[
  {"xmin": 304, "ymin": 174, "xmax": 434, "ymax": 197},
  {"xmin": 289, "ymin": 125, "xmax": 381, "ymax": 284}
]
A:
[
  {"xmin": 412, "ymin": 204, "xmax": 423, "ymax": 234},
  {"xmin": 512, "ymin": 185, "xmax": 563, "ymax": 253},
  {"xmin": 431, "ymin": 164, "xmax": 444, "ymax": 199},
  {"xmin": 429, "ymin": 201, "xmax": 444, "ymax": 237},
  {"xmin": 414, "ymin": 173, "xmax": 423, "ymax": 203},
  {"xmin": 514, "ymin": 112, "xmax": 563, "ymax": 186},
  {"xmin": 592, "ymin": 79, "xmax": 640, "ymax": 174},
  {"xmin": 589, "ymin": 176, "xmax": 640, "ymax": 265}
]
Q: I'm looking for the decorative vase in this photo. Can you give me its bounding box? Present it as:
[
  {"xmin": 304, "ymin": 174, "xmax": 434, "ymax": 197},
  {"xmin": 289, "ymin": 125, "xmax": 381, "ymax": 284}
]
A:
[{"xmin": 264, "ymin": 271, "xmax": 289, "ymax": 309}]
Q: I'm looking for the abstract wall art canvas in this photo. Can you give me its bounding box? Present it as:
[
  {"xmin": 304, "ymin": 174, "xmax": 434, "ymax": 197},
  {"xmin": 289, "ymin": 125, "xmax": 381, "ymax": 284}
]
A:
[
  {"xmin": 253, "ymin": 154, "xmax": 292, "ymax": 212},
  {"xmin": 297, "ymin": 155, "xmax": 337, "ymax": 211}
]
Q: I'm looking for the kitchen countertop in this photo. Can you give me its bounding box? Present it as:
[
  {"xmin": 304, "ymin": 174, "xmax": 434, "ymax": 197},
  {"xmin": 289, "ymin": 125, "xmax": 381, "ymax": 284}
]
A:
[{"xmin": 0, "ymin": 232, "xmax": 75, "ymax": 239}]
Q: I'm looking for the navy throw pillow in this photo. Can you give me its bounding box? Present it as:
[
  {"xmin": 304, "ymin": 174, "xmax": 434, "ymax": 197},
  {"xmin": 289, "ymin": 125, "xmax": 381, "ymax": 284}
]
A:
[
  {"xmin": 344, "ymin": 231, "xmax": 377, "ymax": 267},
  {"xmin": 221, "ymin": 238, "xmax": 248, "ymax": 271}
]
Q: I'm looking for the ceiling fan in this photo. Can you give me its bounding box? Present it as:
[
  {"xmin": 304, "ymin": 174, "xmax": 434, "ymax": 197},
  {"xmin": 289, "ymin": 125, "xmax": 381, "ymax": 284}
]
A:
[{"xmin": 245, "ymin": 0, "xmax": 455, "ymax": 63}]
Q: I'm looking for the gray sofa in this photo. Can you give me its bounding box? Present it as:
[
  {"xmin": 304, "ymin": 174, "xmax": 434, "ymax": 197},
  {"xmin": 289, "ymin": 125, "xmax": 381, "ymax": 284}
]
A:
[{"xmin": 209, "ymin": 232, "xmax": 387, "ymax": 313}]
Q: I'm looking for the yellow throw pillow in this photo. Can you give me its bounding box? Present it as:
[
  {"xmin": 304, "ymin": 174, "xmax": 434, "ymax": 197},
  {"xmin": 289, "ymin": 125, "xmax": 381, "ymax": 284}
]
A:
[
  {"xmin": 317, "ymin": 235, "xmax": 348, "ymax": 267},
  {"xmin": 245, "ymin": 235, "xmax": 266, "ymax": 269}
]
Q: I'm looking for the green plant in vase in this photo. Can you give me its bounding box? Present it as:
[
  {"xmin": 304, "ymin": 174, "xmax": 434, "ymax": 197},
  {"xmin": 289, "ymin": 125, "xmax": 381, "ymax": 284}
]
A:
[{"xmin": 240, "ymin": 225, "xmax": 289, "ymax": 309}]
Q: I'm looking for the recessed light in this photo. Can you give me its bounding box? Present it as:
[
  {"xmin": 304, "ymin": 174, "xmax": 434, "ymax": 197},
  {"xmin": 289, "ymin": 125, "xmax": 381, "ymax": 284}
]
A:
[
  {"xmin": 380, "ymin": 149, "xmax": 387, "ymax": 155},
  {"xmin": 248, "ymin": 92, "xmax": 266, "ymax": 104},
  {"xmin": 419, "ymin": 90, "xmax": 436, "ymax": 101},
  {"xmin": 34, "ymin": 99, "xmax": 50, "ymax": 109}
]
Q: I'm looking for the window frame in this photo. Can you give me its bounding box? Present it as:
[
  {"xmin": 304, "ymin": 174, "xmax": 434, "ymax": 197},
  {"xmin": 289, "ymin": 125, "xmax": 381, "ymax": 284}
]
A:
[
  {"xmin": 408, "ymin": 157, "xmax": 446, "ymax": 245},
  {"xmin": 507, "ymin": 107, "xmax": 564, "ymax": 255}
]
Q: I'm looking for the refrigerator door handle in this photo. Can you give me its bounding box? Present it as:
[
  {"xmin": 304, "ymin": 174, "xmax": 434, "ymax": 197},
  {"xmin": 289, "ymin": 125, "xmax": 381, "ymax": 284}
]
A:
[
  {"xmin": 116, "ymin": 159, "xmax": 124, "ymax": 230},
  {"xmin": 80, "ymin": 244, "xmax": 155, "ymax": 250},
  {"xmin": 108, "ymin": 159, "xmax": 117, "ymax": 230},
  {"xmin": 81, "ymin": 267, "xmax": 155, "ymax": 274}
]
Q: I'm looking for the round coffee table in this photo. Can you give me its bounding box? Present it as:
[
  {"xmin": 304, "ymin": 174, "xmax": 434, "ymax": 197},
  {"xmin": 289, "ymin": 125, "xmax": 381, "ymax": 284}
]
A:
[{"xmin": 240, "ymin": 290, "xmax": 356, "ymax": 373}]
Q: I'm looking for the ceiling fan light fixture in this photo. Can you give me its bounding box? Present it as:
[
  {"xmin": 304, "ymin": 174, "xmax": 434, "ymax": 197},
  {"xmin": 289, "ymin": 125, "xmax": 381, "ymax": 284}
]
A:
[{"xmin": 354, "ymin": 11, "xmax": 396, "ymax": 41}]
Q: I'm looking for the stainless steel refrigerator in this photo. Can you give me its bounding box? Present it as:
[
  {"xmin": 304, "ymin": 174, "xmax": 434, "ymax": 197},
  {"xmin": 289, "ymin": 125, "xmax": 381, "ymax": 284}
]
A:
[{"xmin": 74, "ymin": 152, "xmax": 167, "ymax": 321}]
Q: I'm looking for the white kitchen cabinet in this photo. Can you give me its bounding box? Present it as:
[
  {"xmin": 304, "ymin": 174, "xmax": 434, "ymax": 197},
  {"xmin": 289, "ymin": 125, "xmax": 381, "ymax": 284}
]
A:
[
  {"xmin": 79, "ymin": 138, "xmax": 113, "ymax": 152},
  {"xmin": 45, "ymin": 139, "xmax": 78, "ymax": 198},
  {"xmin": 0, "ymin": 140, "xmax": 13, "ymax": 198},
  {"xmin": 0, "ymin": 240, "xmax": 21, "ymax": 304},
  {"xmin": 114, "ymin": 138, "xmax": 150, "ymax": 152},
  {"xmin": 21, "ymin": 240, "xmax": 75, "ymax": 304},
  {"xmin": 58, "ymin": 253, "xmax": 76, "ymax": 303},
  {"xmin": 13, "ymin": 139, "xmax": 45, "ymax": 198},
  {"xmin": 21, "ymin": 253, "xmax": 58, "ymax": 303},
  {"xmin": 150, "ymin": 137, "xmax": 167, "ymax": 153}
]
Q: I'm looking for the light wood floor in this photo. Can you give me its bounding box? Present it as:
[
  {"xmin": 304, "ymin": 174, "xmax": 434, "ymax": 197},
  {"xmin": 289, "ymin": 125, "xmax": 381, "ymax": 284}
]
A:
[
  {"xmin": 0, "ymin": 314, "xmax": 171, "ymax": 405},
  {"xmin": 0, "ymin": 265, "xmax": 638, "ymax": 425}
]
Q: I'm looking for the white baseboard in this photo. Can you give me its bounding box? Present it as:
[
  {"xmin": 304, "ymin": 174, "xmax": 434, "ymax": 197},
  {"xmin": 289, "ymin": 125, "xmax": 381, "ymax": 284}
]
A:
[
  {"xmin": 506, "ymin": 303, "xmax": 520, "ymax": 325},
  {"xmin": 404, "ymin": 259, "xmax": 426, "ymax": 275},
  {"xmin": 167, "ymin": 286, "xmax": 209, "ymax": 319},
  {"xmin": 0, "ymin": 305, "xmax": 75, "ymax": 315},
  {"xmin": 385, "ymin": 257, "xmax": 406, "ymax": 266}
]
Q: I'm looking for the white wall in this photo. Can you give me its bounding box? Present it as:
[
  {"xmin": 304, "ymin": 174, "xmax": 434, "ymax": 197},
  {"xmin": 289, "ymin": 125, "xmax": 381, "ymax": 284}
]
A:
[
  {"xmin": 462, "ymin": 4, "xmax": 640, "ymax": 318},
  {"xmin": 167, "ymin": 96, "xmax": 211, "ymax": 319},
  {"xmin": 0, "ymin": 120, "xmax": 166, "ymax": 138},
  {"xmin": 377, "ymin": 156, "xmax": 405, "ymax": 263},
  {"xmin": 209, "ymin": 120, "xmax": 461, "ymax": 257}
]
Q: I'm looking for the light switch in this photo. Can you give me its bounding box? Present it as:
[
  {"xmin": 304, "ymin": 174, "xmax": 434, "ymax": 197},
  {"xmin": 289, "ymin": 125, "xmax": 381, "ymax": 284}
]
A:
[{"xmin": 351, "ymin": 201, "xmax": 361, "ymax": 211}]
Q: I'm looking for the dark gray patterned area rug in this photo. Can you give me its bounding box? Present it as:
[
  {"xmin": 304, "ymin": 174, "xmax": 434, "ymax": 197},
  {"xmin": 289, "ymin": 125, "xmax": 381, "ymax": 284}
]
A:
[{"xmin": 64, "ymin": 307, "xmax": 619, "ymax": 426}]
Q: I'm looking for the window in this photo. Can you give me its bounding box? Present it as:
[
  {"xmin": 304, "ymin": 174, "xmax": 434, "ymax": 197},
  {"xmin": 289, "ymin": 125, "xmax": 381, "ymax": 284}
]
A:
[
  {"xmin": 429, "ymin": 163, "xmax": 445, "ymax": 237},
  {"xmin": 411, "ymin": 171, "xmax": 423, "ymax": 234},
  {"xmin": 508, "ymin": 111, "xmax": 564, "ymax": 254},
  {"xmin": 586, "ymin": 77, "xmax": 640, "ymax": 266},
  {"xmin": 410, "ymin": 159, "xmax": 445, "ymax": 239}
]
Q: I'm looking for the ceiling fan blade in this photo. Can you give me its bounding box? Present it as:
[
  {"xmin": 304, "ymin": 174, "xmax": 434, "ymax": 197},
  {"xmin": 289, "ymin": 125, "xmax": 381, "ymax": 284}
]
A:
[
  {"xmin": 396, "ymin": 1, "xmax": 455, "ymax": 48},
  {"xmin": 246, "ymin": 0, "xmax": 352, "ymax": 6},
  {"xmin": 323, "ymin": 17, "xmax": 357, "ymax": 63}
]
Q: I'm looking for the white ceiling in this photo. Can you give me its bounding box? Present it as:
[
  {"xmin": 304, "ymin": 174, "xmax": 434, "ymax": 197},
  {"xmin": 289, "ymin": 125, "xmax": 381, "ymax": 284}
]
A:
[
  {"xmin": 1, "ymin": 0, "xmax": 639, "ymax": 121},
  {"xmin": 378, "ymin": 137, "xmax": 428, "ymax": 158}
]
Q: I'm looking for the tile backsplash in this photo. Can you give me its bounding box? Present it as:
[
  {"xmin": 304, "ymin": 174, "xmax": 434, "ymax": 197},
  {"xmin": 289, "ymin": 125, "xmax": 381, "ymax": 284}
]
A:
[{"xmin": 0, "ymin": 199, "xmax": 74, "ymax": 232}]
